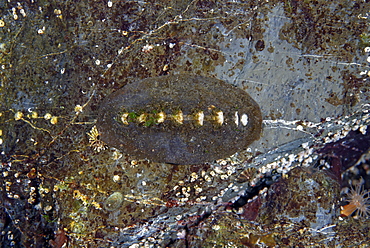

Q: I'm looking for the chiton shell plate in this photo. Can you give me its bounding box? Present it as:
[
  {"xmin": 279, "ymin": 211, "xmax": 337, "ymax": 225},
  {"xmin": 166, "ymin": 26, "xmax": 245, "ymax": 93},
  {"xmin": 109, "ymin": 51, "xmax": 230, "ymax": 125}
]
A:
[{"xmin": 96, "ymin": 74, "xmax": 262, "ymax": 165}]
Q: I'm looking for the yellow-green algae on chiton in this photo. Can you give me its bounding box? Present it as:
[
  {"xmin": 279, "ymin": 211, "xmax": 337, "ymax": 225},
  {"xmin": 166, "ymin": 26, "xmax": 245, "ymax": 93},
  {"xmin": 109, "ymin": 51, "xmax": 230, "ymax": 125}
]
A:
[{"xmin": 96, "ymin": 74, "xmax": 262, "ymax": 165}]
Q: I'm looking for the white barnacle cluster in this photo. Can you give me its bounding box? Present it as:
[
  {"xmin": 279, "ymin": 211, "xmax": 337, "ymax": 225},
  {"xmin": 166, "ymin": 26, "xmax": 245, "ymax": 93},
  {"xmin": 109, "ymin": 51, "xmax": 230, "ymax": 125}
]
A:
[
  {"xmin": 212, "ymin": 164, "xmax": 236, "ymax": 181},
  {"xmin": 173, "ymin": 182, "xmax": 192, "ymax": 203},
  {"xmin": 322, "ymin": 109, "xmax": 370, "ymax": 145},
  {"xmin": 171, "ymin": 161, "xmax": 240, "ymax": 205},
  {"xmin": 119, "ymin": 106, "xmax": 249, "ymax": 127},
  {"xmin": 245, "ymin": 106, "xmax": 370, "ymax": 193},
  {"xmin": 174, "ymin": 173, "xmax": 210, "ymax": 203},
  {"xmin": 142, "ymin": 44, "xmax": 154, "ymax": 53},
  {"xmin": 11, "ymin": 3, "xmax": 27, "ymax": 20},
  {"xmin": 3, "ymin": 168, "xmax": 54, "ymax": 219}
]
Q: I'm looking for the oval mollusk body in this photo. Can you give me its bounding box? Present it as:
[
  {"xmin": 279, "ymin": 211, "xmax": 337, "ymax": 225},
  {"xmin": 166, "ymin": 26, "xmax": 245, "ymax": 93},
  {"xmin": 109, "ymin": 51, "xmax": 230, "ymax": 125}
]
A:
[{"xmin": 96, "ymin": 74, "xmax": 262, "ymax": 165}]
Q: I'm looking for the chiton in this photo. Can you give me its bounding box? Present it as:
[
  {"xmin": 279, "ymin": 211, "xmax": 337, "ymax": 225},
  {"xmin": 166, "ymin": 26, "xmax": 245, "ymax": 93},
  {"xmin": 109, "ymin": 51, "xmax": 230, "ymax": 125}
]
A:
[{"xmin": 96, "ymin": 74, "xmax": 262, "ymax": 165}]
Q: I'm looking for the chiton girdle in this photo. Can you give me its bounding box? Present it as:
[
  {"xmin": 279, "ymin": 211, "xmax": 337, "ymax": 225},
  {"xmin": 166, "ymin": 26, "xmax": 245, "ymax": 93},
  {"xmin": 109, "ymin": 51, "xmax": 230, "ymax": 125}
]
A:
[{"xmin": 96, "ymin": 74, "xmax": 262, "ymax": 165}]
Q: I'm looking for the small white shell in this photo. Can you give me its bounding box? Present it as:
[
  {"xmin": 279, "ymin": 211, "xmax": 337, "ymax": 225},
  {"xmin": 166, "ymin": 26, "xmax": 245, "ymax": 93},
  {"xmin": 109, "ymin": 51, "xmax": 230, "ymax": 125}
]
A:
[{"xmin": 104, "ymin": 192, "xmax": 123, "ymax": 211}]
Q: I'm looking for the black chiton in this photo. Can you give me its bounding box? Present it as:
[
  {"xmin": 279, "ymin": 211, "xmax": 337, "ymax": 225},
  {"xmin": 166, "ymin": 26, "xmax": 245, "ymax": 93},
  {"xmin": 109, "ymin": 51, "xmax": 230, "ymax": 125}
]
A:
[{"xmin": 96, "ymin": 74, "xmax": 262, "ymax": 165}]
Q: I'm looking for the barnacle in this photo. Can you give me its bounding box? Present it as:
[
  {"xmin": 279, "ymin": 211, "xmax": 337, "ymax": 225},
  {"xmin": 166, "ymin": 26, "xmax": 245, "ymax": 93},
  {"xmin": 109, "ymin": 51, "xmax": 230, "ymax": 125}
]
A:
[
  {"xmin": 237, "ymin": 167, "xmax": 257, "ymax": 183},
  {"xmin": 87, "ymin": 126, "xmax": 107, "ymax": 152},
  {"xmin": 104, "ymin": 192, "xmax": 124, "ymax": 211},
  {"xmin": 341, "ymin": 183, "xmax": 370, "ymax": 219}
]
